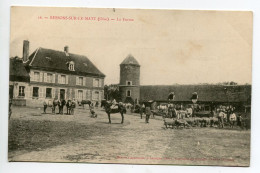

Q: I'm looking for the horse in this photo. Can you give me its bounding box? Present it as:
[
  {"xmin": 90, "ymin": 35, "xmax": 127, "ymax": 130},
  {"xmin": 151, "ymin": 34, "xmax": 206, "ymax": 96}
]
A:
[
  {"xmin": 79, "ymin": 100, "xmax": 92, "ymax": 109},
  {"xmin": 102, "ymin": 100, "xmax": 126, "ymax": 124},
  {"xmin": 229, "ymin": 113, "xmax": 237, "ymax": 128},
  {"xmin": 51, "ymin": 99, "xmax": 60, "ymax": 114}
]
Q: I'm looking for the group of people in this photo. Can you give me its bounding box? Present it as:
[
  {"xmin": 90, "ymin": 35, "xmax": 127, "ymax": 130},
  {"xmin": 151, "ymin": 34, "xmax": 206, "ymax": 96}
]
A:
[{"xmin": 156, "ymin": 103, "xmax": 194, "ymax": 119}]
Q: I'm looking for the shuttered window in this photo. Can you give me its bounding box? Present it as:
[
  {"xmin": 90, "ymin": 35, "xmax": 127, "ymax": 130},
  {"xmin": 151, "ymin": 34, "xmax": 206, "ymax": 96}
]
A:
[
  {"xmin": 92, "ymin": 91, "xmax": 99, "ymax": 100},
  {"xmin": 78, "ymin": 90, "xmax": 83, "ymax": 101},
  {"xmin": 93, "ymin": 79, "xmax": 99, "ymax": 87},
  {"xmin": 46, "ymin": 88, "xmax": 52, "ymax": 98},
  {"xmin": 33, "ymin": 87, "xmax": 39, "ymax": 97},
  {"xmin": 79, "ymin": 77, "xmax": 83, "ymax": 85},
  {"xmin": 34, "ymin": 72, "xmax": 40, "ymax": 82},
  {"xmin": 18, "ymin": 86, "xmax": 25, "ymax": 97},
  {"xmin": 76, "ymin": 76, "xmax": 84, "ymax": 85},
  {"xmin": 47, "ymin": 73, "xmax": 53, "ymax": 83},
  {"xmin": 60, "ymin": 75, "xmax": 66, "ymax": 84}
]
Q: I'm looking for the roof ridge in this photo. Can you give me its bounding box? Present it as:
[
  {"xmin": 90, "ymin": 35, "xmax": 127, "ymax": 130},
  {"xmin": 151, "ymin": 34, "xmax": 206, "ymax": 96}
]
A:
[{"xmin": 29, "ymin": 47, "xmax": 40, "ymax": 66}]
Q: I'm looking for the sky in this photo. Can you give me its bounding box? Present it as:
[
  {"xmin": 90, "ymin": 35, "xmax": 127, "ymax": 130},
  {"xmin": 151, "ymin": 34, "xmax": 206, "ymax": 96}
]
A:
[{"xmin": 10, "ymin": 7, "xmax": 253, "ymax": 85}]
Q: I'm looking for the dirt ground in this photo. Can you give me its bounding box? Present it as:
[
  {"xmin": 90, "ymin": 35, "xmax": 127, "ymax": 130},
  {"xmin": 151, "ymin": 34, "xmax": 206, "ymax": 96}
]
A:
[{"xmin": 8, "ymin": 106, "xmax": 250, "ymax": 166}]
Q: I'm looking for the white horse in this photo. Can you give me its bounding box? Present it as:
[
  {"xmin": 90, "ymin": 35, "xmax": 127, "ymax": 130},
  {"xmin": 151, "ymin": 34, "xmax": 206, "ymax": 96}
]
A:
[{"xmin": 229, "ymin": 113, "xmax": 237, "ymax": 128}]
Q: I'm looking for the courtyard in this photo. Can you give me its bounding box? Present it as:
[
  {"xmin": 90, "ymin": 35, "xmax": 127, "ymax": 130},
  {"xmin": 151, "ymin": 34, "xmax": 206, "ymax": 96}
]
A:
[{"xmin": 8, "ymin": 105, "xmax": 250, "ymax": 166}]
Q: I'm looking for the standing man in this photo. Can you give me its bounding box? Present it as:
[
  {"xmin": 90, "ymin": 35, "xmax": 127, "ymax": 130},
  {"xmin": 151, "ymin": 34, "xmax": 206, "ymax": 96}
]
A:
[
  {"xmin": 71, "ymin": 98, "xmax": 76, "ymax": 115},
  {"xmin": 60, "ymin": 99, "xmax": 66, "ymax": 115},
  {"xmin": 140, "ymin": 103, "xmax": 145, "ymax": 119},
  {"xmin": 145, "ymin": 104, "xmax": 152, "ymax": 124},
  {"xmin": 43, "ymin": 99, "xmax": 47, "ymax": 114}
]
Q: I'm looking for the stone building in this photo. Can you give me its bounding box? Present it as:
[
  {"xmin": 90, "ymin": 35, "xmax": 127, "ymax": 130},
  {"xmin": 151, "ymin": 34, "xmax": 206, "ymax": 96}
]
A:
[
  {"xmin": 9, "ymin": 40, "xmax": 105, "ymax": 107},
  {"xmin": 119, "ymin": 54, "xmax": 140, "ymax": 104}
]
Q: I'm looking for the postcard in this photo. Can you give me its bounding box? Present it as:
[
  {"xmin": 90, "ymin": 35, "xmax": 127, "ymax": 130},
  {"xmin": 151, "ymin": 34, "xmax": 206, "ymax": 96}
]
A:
[{"xmin": 8, "ymin": 6, "xmax": 252, "ymax": 166}]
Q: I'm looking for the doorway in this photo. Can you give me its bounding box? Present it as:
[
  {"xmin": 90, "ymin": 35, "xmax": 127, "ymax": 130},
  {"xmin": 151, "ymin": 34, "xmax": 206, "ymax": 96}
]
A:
[{"xmin": 60, "ymin": 89, "xmax": 65, "ymax": 100}]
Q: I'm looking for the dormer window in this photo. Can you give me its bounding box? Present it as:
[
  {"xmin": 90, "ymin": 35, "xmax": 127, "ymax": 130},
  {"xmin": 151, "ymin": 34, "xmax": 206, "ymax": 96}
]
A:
[{"xmin": 68, "ymin": 61, "xmax": 75, "ymax": 71}]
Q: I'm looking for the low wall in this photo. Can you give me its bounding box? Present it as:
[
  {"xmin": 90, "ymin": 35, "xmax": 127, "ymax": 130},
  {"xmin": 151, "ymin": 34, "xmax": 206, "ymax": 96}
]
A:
[{"xmin": 12, "ymin": 98, "xmax": 26, "ymax": 106}]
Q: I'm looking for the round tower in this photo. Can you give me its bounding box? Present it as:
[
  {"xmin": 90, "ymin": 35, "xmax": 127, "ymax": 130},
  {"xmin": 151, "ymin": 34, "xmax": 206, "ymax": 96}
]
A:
[{"xmin": 119, "ymin": 54, "xmax": 140, "ymax": 104}]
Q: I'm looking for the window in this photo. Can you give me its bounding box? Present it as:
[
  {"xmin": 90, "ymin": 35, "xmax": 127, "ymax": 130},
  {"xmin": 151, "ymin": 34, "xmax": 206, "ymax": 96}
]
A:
[
  {"xmin": 93, "ymin": 91, "xmax": 99, "ymax": 100},
  {"xmin": 47, "ymin": 73, "xmax": 53, "ymax": 83},
  {"xmin": 126, "ymin": 81, "xmax": 132, "ymax": 86},
  {"xmin": 79, "ymin": 77, "xmax": 83, "ymax": 86},
  {"xmin": 93, "ymin": 79, "xmax": 99, "ymax": 87},
  {"xmin": 61, "ymin": 75, "xmax": 66, "ymax": 84},
  {"xmin": 19, "ymin": 86, "xmax": 25, "ymax": 97},
  {"xmin": 46, "ymin": 88, "xmax": 52, "ymax": 98},
  {"xmin": 34, "ymin": 72, "xmax": 40, "ymax": 82},
  {"xmin": 33, "ymin": 87, "xmax": 39, "ymax": 97},
  {"xmin": 68, "ymin": 61, "xmax": 75, "ymax": 71},
  {"xmin": 78, "ymin": 90, "xmax": 83, "ymax": 100},
  {"xmin": 126, "ymin": 90, "xmax": 131, "ymax": 97}
]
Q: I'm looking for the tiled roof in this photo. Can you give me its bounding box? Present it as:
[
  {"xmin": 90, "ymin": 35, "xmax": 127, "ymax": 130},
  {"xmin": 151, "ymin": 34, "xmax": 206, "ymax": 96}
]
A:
[
  {"xmin": 120, "ymin": 54, "xmax": 140, "ymax": 66},
  {"xmin": 9, "ymin": 57, "xmax": 30, "ymax": 82},
  {"xmin": 26, "ymin": 47, "xmax": 105, "ymax": 77},
  {"xmin": 140, "ymin": 85, "xmax": 251, "ymax": 103}
]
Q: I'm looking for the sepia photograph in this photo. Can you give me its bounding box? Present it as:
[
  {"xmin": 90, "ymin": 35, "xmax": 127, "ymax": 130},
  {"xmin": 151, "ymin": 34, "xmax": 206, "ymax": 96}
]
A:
[{"xmin": 8, "ymin": 6, "xmax": 252, "ymax": 166}]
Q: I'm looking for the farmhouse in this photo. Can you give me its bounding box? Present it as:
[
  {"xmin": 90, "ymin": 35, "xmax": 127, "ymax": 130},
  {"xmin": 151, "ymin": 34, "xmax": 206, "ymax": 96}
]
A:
[
  {"xmin": 118, "ymin": 55, "xmax": 251, "ymax": 111},
  {"xmin": 9, "ymin": 40, "xmax": 105, "ymax": 106}
]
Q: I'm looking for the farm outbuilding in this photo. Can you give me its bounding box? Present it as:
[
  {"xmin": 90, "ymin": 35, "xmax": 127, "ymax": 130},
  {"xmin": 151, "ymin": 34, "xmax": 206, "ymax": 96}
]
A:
[{"xmin": 140, "ymin": 84, "xmax": 251, "ymax": 111}]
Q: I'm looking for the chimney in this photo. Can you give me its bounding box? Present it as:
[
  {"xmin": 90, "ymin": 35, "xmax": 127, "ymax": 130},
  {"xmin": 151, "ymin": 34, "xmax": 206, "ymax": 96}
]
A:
[
  {"xmin": 64, "ymin": 45, "xmax": 69, "ymax": 56},
  {"xmin": 64, "ymin": 45, "xmax": 69, "ymax": 53},
  {"xmin": 23, "ymin": 40, "xmax": 29, "ymax": 62}
]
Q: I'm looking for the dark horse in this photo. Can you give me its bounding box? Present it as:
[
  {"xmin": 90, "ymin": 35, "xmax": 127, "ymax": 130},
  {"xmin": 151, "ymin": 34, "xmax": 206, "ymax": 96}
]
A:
[
  {"xmin": 79, "ymin": 100, "xmax": 91, "ymax": 109},
  {"xmin": 101, "ymin": 100, "xmax": 126, "ymax": 124}
]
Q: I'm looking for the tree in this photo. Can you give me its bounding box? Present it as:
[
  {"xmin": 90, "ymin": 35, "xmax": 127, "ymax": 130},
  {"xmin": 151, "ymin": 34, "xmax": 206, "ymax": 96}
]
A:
[{"xmin": 104, "ymin": 84, "xmax": 121, "ymax": 101}]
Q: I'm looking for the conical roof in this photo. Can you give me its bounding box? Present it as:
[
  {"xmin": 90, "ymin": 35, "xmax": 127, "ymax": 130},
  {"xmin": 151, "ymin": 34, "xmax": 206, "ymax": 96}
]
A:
[{"xmin": 120, "ymin": 54, "xmax": 140, "ymax": 66}]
